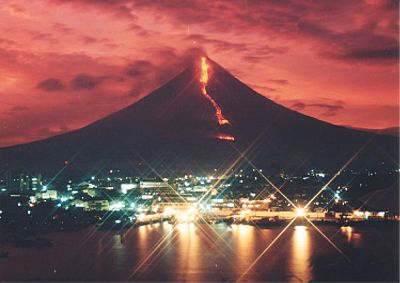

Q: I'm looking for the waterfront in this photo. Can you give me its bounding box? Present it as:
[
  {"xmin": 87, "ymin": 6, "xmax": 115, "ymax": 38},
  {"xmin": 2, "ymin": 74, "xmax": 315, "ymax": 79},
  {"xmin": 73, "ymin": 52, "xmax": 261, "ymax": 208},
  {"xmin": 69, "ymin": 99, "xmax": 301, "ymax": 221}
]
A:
[{"xmin": 0, "ymin": 222, "xmax": 398, "ymax": 282}]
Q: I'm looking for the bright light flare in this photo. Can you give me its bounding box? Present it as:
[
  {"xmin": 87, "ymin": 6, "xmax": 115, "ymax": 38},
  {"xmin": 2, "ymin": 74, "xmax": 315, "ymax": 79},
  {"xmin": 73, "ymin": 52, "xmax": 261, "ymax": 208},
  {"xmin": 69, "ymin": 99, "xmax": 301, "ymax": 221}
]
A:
[
  {"xmin": 176, "ymin": 207, "xmax": 197, "ymax": 223},
  {"xmin": 296, "ymin": 208, "xmax": 305, "ymax": 217}
]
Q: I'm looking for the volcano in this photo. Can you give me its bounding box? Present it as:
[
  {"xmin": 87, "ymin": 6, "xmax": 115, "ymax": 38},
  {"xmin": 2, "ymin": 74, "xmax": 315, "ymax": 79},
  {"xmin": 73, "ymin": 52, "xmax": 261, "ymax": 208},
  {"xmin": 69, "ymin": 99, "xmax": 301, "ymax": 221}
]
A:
[{"xmin": 0, "ymin": 58, "xmax": 398, "ymax": 177}]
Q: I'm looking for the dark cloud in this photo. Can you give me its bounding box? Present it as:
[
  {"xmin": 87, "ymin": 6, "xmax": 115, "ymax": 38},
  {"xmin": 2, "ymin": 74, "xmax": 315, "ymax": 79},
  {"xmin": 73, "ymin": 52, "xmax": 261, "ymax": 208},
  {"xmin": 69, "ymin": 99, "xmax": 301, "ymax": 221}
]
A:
[
  {"xmin": 50, "ymin": 0, "xmax": 398, "ymax": 65},
  {"xmin": 183, "ymin": 34, "xmax": 248, "ymax": 52},
  {"xmin": 291, "ymin": 102, "xmax": 306, "ymax": 111},
  {"xmin": 80, "ymin": 35, "xmax": 98, "ymax": 44},
  {"xmin": 52, "ymin": 22, "xmax": 73, "ymax": 34},
  {"xmin": 238, "ymin": 43, "xmax": 288, "ymax": 63},
  {"xmin": 297, "ymin": 20, "xmax": 399, "ymax": 64},
  {"xmin": 267, "ymin": 79, "xmax": 290, "ymax": 85},
  {"xmin": 3, "ymin": 105, "xmax": 30, "ymax": 116},
  {"xmin": 254, "ymin": 44, "xmax": 289, "ymax": 55},
  {"xmin": 339, "ymin": 47, "xmax": 399, "ymax": 61},
  {"xmin": 104, "ymin": 42, "xmax": 120, "ymax": 49},
  {"xmin": 249, "ymin": 84, "xmax": 276, "ymax": 93},
  {"xmin": 70, "ymin": 73, "xmax": 105, "ymax": 90},
  {"xmin": 138, "ymin": 1, "xmax": 397, "ymax": 65},
  {"xmin": 37, "ymin": 78, "xmax": 65, "ymax": 91},
  {"xmin": 125, "ymin": 60, "xmax": 156, "ymax": 96},
  {"xmin": 80, "ymin": 35, "xmax": 115, "ymax": 47},
  {"xmin": 0, "ymin": 38, "xmax": 17, "ymax": 46},
  {"xmin": 126, "ymin": 60, "xmax": 154, "ymax": 77},
  {"xmin": 30, "ymin": 31, "xmax": 58, "ymax": 44},
  {"xmin": 309, "ymin": 103, "xmax": 344, "ymax": 117},
  {"xmin": 369, "ymin": 0, "xmax": 399, "ymax": 10},
  {"xmin": 125, "ymin": 46, "xmax": 207, "ymax": 97},
  {"xmin": 183, "ymin": 34, "xmax": 288, "ymax": 63},
  {"xmin": 243, "ymin": 55, "xmax": 273, "ymax": 63},
  {"xmin": 127, "ymin": 23, "xmax": 152, "ymax": 36},
  {"xmin": 290, "ymin": 101, "xmax": 344, "ymax": 116},
  {"xmin": 51, "ymin": 0, "xmax": 137, "ymax": 20}
]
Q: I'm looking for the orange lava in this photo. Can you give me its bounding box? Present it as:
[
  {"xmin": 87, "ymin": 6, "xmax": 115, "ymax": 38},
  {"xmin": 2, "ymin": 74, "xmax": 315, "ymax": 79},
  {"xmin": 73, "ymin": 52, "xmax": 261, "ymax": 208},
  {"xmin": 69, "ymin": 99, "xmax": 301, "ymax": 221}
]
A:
[
  {"xmin": 217, "ymin": 134, "xmax": 235, "ymax": 141},
  {"xmin": 200, "ymin": 57, "xmax": 230, "ymax": 126}
]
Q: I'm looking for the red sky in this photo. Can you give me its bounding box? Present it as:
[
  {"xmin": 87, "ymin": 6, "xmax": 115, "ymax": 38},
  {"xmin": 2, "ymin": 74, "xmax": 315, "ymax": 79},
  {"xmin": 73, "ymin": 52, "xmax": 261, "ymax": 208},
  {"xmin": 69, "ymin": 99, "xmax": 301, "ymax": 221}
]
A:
[{"xmin": 0, "ymin": 0, "xmax": 398, "ymax": 147}]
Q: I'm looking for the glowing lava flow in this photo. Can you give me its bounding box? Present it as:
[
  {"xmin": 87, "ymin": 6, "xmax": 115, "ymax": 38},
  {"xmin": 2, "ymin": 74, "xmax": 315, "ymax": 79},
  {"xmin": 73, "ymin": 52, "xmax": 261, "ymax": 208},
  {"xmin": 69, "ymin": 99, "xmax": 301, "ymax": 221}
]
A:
[
  {"xmin": 200, "ymin": 57, "xmax": 230, "ymax": 126},
  {"xmin": 217, "ymin": 134, "xmax": 235, "ymax": 141},
  {"xmin": 200, "ymin": 57, "xmax": 234, "ymax": 141}
]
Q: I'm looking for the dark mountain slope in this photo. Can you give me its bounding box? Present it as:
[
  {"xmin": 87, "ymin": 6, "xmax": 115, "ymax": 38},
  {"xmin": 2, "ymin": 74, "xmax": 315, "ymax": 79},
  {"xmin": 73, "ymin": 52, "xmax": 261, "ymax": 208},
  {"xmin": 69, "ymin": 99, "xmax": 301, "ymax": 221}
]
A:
[{"xmin": 0, "ymin": 58, "xmax": 398, "ymax": 177}]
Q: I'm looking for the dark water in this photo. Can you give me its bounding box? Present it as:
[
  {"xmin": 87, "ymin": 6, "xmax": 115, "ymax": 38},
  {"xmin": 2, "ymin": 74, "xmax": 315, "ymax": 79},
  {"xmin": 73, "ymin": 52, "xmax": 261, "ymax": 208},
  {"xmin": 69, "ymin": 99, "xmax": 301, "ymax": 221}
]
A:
[{"xmin": 0, "ymin": 222, "xmax": 398, "ymax": 282}]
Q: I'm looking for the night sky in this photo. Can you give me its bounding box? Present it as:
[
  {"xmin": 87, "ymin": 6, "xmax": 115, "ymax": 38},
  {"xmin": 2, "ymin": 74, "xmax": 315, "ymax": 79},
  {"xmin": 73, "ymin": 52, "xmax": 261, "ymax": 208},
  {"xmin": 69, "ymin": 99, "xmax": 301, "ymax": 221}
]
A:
[{"xmin": 0, "ymin": 0, "xmax": 398, "ymax": 147}]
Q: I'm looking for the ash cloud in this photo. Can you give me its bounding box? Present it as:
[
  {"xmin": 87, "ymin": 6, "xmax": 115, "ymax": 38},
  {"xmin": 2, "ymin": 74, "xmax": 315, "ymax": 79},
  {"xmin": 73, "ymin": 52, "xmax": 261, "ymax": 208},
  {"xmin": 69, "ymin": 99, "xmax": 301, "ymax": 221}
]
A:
[
  {"xmin": 37, "ymin": 78, "xmax": 65, "ymax": 91},
  {"xmin": 70, "ymin": 73, "xmax": 106, "ymax": 90}
]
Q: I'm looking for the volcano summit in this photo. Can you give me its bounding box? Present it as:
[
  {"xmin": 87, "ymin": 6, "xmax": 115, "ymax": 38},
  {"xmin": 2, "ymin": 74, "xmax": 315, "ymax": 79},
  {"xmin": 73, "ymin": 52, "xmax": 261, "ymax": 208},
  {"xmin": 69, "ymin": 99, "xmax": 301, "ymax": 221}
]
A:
[{"xmin": 0, "ymin": 58, "xmax": 398, "ymax": 177}]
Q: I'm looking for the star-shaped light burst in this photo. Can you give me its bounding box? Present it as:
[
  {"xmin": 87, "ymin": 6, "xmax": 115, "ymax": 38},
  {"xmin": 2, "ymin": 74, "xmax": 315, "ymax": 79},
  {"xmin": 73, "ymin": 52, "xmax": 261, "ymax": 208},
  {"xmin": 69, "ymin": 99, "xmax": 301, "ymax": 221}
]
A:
[{"xmin": 234, "ymin": 137, "xmax": 374, "ymax": 281}]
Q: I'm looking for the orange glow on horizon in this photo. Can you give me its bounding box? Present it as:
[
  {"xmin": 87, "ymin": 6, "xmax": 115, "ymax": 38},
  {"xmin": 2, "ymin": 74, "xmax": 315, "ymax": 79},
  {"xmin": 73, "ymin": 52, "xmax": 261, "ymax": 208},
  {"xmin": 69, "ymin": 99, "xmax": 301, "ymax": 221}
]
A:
[{"xmin": 200, "ymin": 57, "xmax": 230, "ymax": 126}]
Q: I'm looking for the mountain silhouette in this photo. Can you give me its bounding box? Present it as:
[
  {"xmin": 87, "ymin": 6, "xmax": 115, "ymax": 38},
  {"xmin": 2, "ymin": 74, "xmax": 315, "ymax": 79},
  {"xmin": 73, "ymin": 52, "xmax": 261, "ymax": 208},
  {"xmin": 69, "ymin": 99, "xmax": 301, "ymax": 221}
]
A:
[{"xmin": 0, "ymin": 57, "xmax": 398, "ymax": 177}]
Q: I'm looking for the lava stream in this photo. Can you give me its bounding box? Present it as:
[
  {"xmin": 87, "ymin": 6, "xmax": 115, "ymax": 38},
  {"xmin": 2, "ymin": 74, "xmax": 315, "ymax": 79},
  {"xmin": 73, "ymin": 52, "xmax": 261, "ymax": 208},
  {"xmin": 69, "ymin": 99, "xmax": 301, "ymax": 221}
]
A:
[{"xmin": 200, "ymin": 57, "xmax": 230, "ymax": 126}]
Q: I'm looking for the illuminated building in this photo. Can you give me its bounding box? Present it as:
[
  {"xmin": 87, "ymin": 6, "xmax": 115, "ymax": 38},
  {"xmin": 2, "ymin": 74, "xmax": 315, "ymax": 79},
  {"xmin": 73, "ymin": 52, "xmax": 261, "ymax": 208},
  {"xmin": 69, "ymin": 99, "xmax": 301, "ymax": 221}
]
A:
[
  {"xmin": 155, "ymin": 194, "xmax": 197, "ymax": 213},
  {"xmin": 139, "ymin": 180, "xmax": 169, "ymax": 189},
  {"xmin": 35, "ymin": 189, "xmax": 58, "ymax": 200},
  {"xmin": 87, "ymin": 199, "xmax": 110, "ymax": 211},
  {"xmin": 31, "ymin": 175, "xmax": 43, "ymax": 191},
  {"xmin": 121, "ymin": 183, "xmax": 139, "ymax": 194},
  {"xmin": 19, "ymin": 173, "xmax": 30, "ymax": 191}
]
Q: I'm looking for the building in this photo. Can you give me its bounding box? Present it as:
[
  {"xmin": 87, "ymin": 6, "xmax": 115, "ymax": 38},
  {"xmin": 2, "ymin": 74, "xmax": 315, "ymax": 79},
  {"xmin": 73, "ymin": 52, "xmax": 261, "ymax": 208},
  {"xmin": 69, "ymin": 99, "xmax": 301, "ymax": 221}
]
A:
[
  {"xmin": 35, "ymin": 189, "xmax": 58, "ymax": 200},
  {"xmin": 87, "ymin": 199, "xmax": 110, "ymax": 211},
  {"xmin": 140, "ymin": 180, "xmax": 169, "ymax": 189},
  {"xmin": 121, "ymin": 183, "xmax": 139, "ymax": 194},
  {"xmin": 31, "ymin": 175, "xmax": 43, "ymax": 191},
  {"xmin": 155, "ymin": 194, "xmax": 197, "ymax": 213}
]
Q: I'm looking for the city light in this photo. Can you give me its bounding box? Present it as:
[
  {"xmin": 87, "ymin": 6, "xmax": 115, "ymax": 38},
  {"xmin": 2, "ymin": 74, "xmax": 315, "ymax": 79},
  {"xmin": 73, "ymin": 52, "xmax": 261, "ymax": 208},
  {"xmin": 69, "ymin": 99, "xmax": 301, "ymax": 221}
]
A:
[
  {"xmin": 110, "ymin": 201, "xmax": 125, "ymax": 211},
  {"xmin": 60, "ymin": 197, "xmax": 68, "ymax": 202},
  {"xmin": 296, "ymin": 208, "xmax": 305, "ymax": 217},
  {"xmin": 1, "ymin": 167, "xmax": 398, "ymax": 283}
]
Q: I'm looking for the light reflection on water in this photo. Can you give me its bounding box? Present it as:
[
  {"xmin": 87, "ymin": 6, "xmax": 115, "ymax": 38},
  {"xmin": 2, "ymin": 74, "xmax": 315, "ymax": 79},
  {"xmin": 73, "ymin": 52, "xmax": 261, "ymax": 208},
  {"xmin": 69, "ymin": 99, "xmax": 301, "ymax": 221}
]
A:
[
  {"xmin": 177, "ymin": 223, "xmax": 201, "ymax": 282},
  {"xmin": 232, "ymin": 223, "xmax": 256, "ymax": 272},
  {"xmin": 0, "ymin": 222, "xmax": 397, "ymax": 282},
  {"xmin": 340, "ymin": 225, "xmax": 362, "ymax": 248},
  {"xmin": 290, "ymin": 225, "xmax": 311, "ymax": 283}
]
